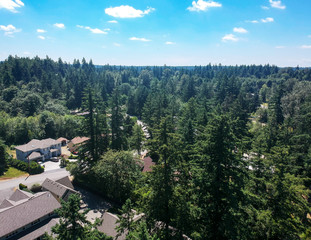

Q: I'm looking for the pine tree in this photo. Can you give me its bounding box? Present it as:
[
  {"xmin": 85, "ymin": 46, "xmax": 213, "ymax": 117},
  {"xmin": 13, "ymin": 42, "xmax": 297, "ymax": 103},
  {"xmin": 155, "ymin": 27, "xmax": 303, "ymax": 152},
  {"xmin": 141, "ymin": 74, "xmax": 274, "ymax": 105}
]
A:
[
  {"xmin": 51, "ymin": 194, "xmax": 111, "ymax": 240},
  {"xmin": 195, "ymin": 114, "xmax": 249, "ymax": 240}
]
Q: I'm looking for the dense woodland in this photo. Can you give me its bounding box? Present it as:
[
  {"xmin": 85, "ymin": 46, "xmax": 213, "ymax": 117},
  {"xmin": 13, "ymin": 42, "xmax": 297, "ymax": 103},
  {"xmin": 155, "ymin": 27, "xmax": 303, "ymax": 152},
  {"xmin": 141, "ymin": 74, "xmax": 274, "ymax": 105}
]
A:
[{"xmin": 1, "ymin": 56, "xmax": 311, "ymax": 239}]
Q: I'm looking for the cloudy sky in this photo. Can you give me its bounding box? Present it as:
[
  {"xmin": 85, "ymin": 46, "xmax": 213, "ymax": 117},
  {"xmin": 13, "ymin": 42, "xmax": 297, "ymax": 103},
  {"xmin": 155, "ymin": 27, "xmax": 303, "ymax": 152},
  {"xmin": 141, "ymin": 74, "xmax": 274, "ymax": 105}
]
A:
[{"xmin": 0, "ymin": 0, "xmax": 311, "ymax": 66}]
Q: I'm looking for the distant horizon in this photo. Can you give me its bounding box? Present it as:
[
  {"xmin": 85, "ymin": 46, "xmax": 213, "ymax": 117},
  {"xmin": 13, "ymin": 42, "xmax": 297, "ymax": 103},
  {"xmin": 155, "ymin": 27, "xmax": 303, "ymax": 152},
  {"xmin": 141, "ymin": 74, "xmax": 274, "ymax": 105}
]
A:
[{"xmin": 1, "ymin": 55, "xmax": 309, "ymax": 68}]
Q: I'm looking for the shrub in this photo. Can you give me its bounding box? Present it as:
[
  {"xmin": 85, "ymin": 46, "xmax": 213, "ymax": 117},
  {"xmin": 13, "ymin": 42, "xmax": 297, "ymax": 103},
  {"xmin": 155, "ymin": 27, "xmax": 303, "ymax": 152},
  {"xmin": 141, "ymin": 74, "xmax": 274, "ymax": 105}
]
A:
[
  {"xmin": 19, "ymin": 183, "xmax": 27, "ymax": 190},
  {"xmin": 60, "ymin": 157, "xmax": 67, "ymax": 168},
  {"xmin": 29, "ymin": 161, "xmax": 44, "ymax": 175},
  {"xmin": 9, "ymin": 159, "xmax": 28, "ymax": 172},
  {"xmin": 30, "ymin": 183, "xmax": 42, "ymax": 193},
  {"xmin": 69, "ymin": 154, "xmax": 79, "ymax": 159},
  {"xmin": 9, "ymin": 158, "xmax": 44, "ymax": 175}
]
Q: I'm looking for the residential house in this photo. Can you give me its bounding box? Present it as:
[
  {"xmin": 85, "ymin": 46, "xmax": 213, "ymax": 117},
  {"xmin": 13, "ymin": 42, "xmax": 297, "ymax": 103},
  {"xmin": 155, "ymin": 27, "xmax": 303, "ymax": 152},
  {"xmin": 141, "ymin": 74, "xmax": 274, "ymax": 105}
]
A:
[
  {"xmin": 68, "ymin": 137, "xmax": 90, "ymax": 153},
  {"xmin": 0, "ymin": 176, "xmax": 77, "ymax": 239},
  {"xmin": 98, "ymin": 211, "xmax": 144, "ymax": 240},
  {"xmin": 0, "ymin": 190, "xmax": 61, "ymax": 240},
  {"xmin": 56, "ymin": 137, "xmax": 68, "ymax": 146},
  {"xmin": 42, "ymin": 177, "xmax": 79, "ymax": 202},
  {"xmin": 15, "ymin": 138, "xmax": 62, "ymax": 162}
]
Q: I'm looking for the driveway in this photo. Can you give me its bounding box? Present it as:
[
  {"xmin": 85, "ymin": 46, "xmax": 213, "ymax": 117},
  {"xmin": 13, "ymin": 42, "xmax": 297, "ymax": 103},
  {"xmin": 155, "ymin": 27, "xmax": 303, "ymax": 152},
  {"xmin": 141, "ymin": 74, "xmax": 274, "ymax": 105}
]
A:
[{"xmin": 40, "ymin": 160, "xmax": 61, "ymax": 171}]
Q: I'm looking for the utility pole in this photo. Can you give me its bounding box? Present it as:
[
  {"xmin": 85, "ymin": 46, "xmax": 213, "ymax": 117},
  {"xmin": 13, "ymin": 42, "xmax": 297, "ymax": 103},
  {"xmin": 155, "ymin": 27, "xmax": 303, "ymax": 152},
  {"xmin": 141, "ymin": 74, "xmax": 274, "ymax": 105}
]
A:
[{"xmin": 28, "ymin": 156, "xmax": 30, "ymax": 174}]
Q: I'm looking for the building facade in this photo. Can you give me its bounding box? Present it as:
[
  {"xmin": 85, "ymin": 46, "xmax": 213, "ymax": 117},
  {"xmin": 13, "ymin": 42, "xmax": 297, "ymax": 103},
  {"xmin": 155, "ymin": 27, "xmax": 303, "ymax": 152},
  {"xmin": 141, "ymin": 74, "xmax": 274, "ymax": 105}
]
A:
[{"xmin": 15, "ymin": 138, "xmax": 62, "ymax": 162}]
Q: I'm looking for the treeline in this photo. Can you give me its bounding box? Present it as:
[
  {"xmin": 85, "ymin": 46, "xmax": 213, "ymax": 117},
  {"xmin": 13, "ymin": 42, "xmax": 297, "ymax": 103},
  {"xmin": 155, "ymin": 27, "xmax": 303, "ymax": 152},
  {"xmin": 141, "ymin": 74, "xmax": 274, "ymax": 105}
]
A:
[{"xmin": 1, "ymin": 56, "xmax": 311, "ymax": 239}]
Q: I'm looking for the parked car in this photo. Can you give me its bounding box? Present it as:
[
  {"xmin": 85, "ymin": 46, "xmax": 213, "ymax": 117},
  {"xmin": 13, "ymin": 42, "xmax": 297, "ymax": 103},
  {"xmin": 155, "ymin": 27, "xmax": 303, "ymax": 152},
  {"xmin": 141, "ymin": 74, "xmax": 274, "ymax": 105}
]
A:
[{"xmin": 50, "ymin": 157, "xmax": 59, "ymax": 162}]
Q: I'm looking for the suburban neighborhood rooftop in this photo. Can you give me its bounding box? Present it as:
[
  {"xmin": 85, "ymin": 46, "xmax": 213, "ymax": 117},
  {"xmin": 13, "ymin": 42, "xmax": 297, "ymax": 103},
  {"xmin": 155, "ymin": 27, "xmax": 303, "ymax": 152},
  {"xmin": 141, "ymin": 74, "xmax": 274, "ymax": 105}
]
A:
[
  {"xmin": 15, "ymin": 138, "xmax": 61, "ymax": 153},
  {"xmin": 0, "ymin": 191, "xmax": 61, "ymax": 238}
]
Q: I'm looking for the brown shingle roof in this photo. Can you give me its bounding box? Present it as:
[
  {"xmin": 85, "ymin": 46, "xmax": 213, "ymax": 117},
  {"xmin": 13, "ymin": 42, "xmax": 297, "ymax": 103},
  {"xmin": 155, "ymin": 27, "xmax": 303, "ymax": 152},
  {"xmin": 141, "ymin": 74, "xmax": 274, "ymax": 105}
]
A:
[
  {"xmin": 9, "ymin": 189, "xmax": 33, "ymax": 202},
  {"xmin": 55, "ymin": 176, "xmax": 74, "ymax": 190},
  {"xmin": 15, "ymin": 138, "xmax": 61, "ymax": 153},
  {"xmin": 70, "ymin": 137, "xmax": 90, "ymax": 145},
  {"xmin": 42, "ymin": 178, "xmax": 68, "ymax": 198},
  {"xmin": 0, "ymin": 192, "xmax": 61, "ymax": 238},
  {"xmin": 142, "ymin": 156, "xmax": 155, "ymax": 172},
  {"xmin": 0, "ymin": 199, "xmax": 14, "ymax": 210},
  {"xmin": 16, "ymin": 218, "xmax": 59, "ymax": 240},
  {"xmin": 57, "ymin": 137, "xmax": 68, "ymax": 142},
  {"xmin": 28, "ymin": 151, "xmax": 42, "ymax": 160},
  {"xmin": 42, "ymin": 178, "xmax": 78, "ymax": 199},
  {"xmin": 98, "ymin": 212, "xmax": 126, "ymax": 240}
]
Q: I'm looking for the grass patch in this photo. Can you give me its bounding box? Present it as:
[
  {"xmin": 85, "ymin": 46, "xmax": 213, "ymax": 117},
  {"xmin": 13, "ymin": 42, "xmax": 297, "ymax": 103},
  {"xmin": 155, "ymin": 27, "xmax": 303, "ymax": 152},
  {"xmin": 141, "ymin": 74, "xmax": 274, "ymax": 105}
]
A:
[
  {"xmin": 0, "ymin": 167, "xmax": 27, "ymax": 179},
  {"xmin": 7, "ymin": 149, "xmax": 16, "ymax": 159}
]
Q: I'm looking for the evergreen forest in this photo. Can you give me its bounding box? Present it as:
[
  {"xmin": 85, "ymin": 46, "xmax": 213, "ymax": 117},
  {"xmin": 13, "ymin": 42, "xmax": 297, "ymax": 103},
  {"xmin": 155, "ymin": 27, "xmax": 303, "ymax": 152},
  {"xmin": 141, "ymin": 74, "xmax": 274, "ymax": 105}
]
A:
[{"xmin": 1, "ymin": 55, "xmax": 311, "ymax": 239}]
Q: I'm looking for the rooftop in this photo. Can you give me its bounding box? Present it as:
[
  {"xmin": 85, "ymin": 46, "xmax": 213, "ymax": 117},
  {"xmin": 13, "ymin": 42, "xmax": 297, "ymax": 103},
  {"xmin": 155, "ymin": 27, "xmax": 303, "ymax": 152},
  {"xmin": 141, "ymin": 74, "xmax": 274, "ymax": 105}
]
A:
[
  {"xmin": 42, "ymin": 178, "xmax": 78, "ymax": 200},
  {"xmin": 15, "ymin": 138, "xmax": 61, "ymax": 153},
  {"xmin": 70, "ymin": 137, "xmax": 90, "ymax": 145},
  {"xmin": 0, "ymin": 191, "xmax": 61, "ymax": 238},
  {"xmin": 142, "ymin": 156, "xmax": 155, "ymax": 172}
]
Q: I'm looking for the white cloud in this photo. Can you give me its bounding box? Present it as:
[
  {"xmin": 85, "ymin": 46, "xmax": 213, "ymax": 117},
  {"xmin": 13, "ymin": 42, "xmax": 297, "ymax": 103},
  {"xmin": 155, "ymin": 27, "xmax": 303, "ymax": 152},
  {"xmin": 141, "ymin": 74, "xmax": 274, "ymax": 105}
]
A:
[
  {"xmin": 0, "ymin": 24, "xmax": 16, "ymax": 31},
  {"xmin": 54, "ymin": 23, "xmax": 65, "ymax": 29},
  {"xmin": 37, "ymin": 29, "xmax": 46, "ymax": 33},
  {"xmin": 269, "ymin": 0, "xmax": 286, "ymax": 10},
  {"xmin": 246, "ymin": 20, "xmax": 259, "ymax": 23},
  {"xmin": 108, "ymin": 20, "xmax": 118, "ymax": 23},
  {"xmin": 261, "ymin": 6, "xmax": 269, "ymax": 10},
  {"xmin": 261, "ymin": 17, "xmax": 274, "ymax": 23},
  {"xmin": 301, "ymin": 45, "xmax": 311, "ymax": 49},
  {"xmin": 113, "ymin": 43, "xmax": 121, "ymax": 47},
  {"xmin": 0, "ymin": 0, "xmax": 24, "ymax": 13},
  {"xmin": 0, "ymin": 24, "xmax": 21, "ymax": 36},
  {"xmin": 77, "ymin": 25, "xmax": 108, "ymax": 34},
  {"xmin": 275, "ymin": 46, "xmax": 285, "ymax": 49},
  {"xmin": 308, "ymin": 35, "xmax": 311, "ymax": 38},
  {"xmin": 105, "ymin": 5, "xmax": 155, "ymax": 18},
  {"xmin": 233, "ymin": 27, "xmax": 248, "ymax": 33},
  {"xmin": 38, "ymin": 35, "xmax": 45, "ymax": 40},
  {"xmin": 165, "ymin": 41, "xmax": 176, "ymax": 45},
  {"xmin": 130, "ymin": 37, "xmax": 151, "ymax": 42},
  {"xmin": 23, "ymin": 51, "xmax": 30, "ymax": 55},
  {"xmin": 222, "ymin": 34, "xmax": 239, "ymax": 42},
  {"xmin": 187, "ymin": 0, "xmax": 222, "ymax": 12}
]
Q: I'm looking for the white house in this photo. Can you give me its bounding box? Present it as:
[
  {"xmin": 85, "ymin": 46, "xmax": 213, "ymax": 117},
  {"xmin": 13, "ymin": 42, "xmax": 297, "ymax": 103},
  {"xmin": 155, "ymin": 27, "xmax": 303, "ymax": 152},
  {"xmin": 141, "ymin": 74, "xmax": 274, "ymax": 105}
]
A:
[{"xmin": 15, "ymin": 138, "xmax": 62, "ymax": 162}]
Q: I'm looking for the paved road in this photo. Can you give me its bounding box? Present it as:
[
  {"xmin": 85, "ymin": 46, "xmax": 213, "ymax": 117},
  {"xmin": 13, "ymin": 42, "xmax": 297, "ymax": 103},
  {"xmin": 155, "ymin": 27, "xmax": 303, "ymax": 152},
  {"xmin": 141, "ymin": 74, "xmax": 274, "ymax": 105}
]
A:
[{"xmin": 0, "ymin": 168, "xmax": 69, "ymax": 202}]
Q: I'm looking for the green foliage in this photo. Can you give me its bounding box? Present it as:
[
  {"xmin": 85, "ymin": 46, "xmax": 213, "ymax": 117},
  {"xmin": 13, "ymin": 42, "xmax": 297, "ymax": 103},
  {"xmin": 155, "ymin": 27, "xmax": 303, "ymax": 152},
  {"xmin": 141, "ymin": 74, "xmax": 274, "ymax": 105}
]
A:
[
  {"xmin": 194, "ymin": 114, "xmax": 250, "ymax": 239},
  {"xmin": 9, "ymin": 158, "xmax": 28, "ymax": 172},
  {"xmin": 51, "ymin": 194, "xmax": 112, "ymax": 240},
  {"xmin": 60, "ymin": 157, "xmax": 67, "ymax": 168},
  {"xmin": 29, "ymin": 160, "xmax": 44, "ymax": 174},
  {"xmin": 130, "ymin": 124, "xmax": 145, "ymax": 154},
  {"xmin": 126, "ymin": 220, "xmax": 160, "ymax": 240},
  {"xmin": 116, "ymin": 199, "xmax": 136, "ymax": 238},
  {"xmin": 30, "ymin": 183, "xmax": 42, "ymax": 192},
  {"xmin": 2, "ymin": 56, "xmax": 311, "ymax": 239},
  {"xmin": 73, "ymin": 151, "xmax": 141, "ymax": 204},
  {"xmin": 19, "ymin": 183, "xmax": 27, "ymax": 190},
  {"xmin": 0, "ymin": 139, "xmax": 8, "ymax": 174},
  {"xmin": 8, "ymin": 158, "xmax": 43, "ymax": 174}
]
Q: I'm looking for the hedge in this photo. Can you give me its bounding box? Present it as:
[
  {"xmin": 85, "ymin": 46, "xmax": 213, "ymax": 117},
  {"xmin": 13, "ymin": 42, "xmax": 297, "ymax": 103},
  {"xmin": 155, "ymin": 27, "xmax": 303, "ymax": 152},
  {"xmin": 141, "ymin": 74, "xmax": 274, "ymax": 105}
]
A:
[{"xmin": 9, "ymin": 158, "xmax": 44, "ymax": 175}]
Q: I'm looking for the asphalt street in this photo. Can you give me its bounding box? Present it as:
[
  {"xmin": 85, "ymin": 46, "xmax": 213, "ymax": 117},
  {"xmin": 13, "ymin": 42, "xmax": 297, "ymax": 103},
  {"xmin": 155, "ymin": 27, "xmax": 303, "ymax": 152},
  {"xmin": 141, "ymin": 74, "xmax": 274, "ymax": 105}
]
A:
[{"xmin": 0, "ymin": 168, "xmax": 69, "ymax": 202}]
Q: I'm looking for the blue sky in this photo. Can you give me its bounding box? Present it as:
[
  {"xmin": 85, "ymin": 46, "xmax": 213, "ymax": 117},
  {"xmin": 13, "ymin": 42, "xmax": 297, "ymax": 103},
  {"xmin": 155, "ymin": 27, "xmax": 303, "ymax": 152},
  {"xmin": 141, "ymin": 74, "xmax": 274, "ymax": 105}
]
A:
[{"xmin": 0, "ymin": 0, "xmax": 311, "ymax": 66}]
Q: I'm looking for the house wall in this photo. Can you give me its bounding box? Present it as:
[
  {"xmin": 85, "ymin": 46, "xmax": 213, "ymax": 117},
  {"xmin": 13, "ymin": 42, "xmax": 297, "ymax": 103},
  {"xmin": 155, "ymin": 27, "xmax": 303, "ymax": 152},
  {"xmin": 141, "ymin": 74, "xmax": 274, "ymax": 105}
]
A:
[
  {"xmin": 15, "ymin": 142, "xmax": 61, "ymax": 162},
  {"xmin": 16, "ymin": 150, "xmax": 29, "ymax": 162}
]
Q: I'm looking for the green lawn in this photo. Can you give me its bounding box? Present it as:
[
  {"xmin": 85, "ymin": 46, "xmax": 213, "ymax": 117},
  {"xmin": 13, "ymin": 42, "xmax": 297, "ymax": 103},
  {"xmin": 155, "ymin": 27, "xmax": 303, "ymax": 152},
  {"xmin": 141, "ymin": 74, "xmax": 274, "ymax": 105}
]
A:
[{"xmin": 0, "ymin": 167, "xmax": 27, "ymax": 179}]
